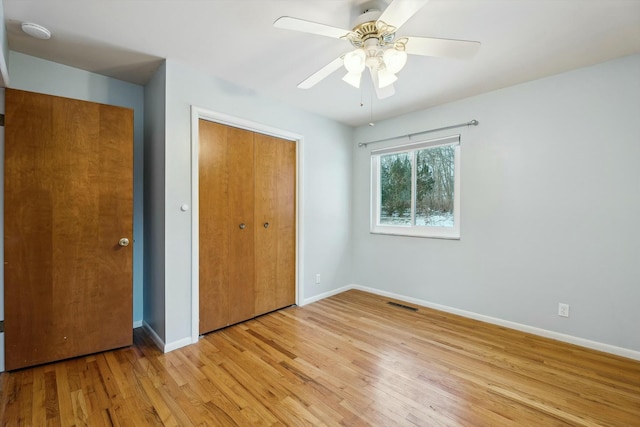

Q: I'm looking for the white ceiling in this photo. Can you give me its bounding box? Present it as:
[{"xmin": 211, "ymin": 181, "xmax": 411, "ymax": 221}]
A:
[{"xmin": 4, "ymin": 0, "xmax": 640, "ymax": 127}]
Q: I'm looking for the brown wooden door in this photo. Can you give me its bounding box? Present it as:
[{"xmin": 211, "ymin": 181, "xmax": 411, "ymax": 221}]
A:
[
  {"xmin": 199, "ymin": 120, "xmax": 295, "ymax": 335},
  {"xmin": 254, "ymin": 134, "xmax": 296, "ymax": 316},
  {"xmin": 226, "ymin": 127, "xmax": 256, "ymax": 325},
  {"xmin": 199, "ymin": 120, "xmax": 231, "ymax": 332},
  {"xmin": 4, "ymin": 89, "xmax": 133, "ymax": 370},
  {"xmin": 199, "ymin": 121, "xmax": 256, "ymax": 333}
]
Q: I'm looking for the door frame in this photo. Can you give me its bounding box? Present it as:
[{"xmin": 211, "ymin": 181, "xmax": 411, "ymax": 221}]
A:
[{"xmin": 190, "ymin": 106, "xmax": 304, "ymax": 343}]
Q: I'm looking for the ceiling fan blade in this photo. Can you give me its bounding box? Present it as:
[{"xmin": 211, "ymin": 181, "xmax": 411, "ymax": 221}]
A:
[
  {"xmin": 404, "ymin": 36, "xmax": 481, "ymax": 59},
  {"xmin": 368, "ymin": 67, "xmax": 395, "ymax": 99},
  {"xmin": 274, "ymin": 16, "xmax": 351, "ymax": 39},
  {"xmin": 377, "ymin": 0, "xmax": 429, "ymax": 30},
  {"xmin": 298, "ymin": 57, "xmax": 344, "ymax": 89}
]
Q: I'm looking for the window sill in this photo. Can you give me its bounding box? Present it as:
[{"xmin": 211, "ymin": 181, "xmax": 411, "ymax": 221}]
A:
[{"xmin": 370, "ymin": 225, "xmax": 460, "ymax": 240}]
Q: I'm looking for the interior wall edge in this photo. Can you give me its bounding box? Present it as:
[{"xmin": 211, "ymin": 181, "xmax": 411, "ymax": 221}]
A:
[
  {"xmin": 0, "ymin": 87, "xmax": 4, "ymax": 373},
  {"xmin": 142, "ymin": 321, "xmax": 166, "ymax": 352}
]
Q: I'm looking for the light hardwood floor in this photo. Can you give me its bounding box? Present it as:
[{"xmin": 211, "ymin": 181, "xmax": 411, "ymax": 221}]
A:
[{"xmin": 1, "ymin": 290, "xmax": 639, "ymax": 426}]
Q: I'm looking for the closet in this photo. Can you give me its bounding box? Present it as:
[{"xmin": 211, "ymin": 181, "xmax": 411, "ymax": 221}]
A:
[{"xmin": 198, "ymin": 120, "xmax": 296, "ymax": 334}]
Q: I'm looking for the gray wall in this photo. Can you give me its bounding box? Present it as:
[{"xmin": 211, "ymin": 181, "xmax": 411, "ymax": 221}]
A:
[
  {"xmin": 352, "ymin": 54, "xmax": 640, "ymax": 352},
  {"xmin": 144, "ymin": 58, "xmax": 354, "ymax": 347},
  {"xmin": 5, "ymin": 51, "xmax": 145, "ymax": 324}
]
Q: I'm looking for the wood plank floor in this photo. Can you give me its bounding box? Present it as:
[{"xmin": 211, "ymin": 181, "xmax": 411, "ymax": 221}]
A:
[{"xmin": 1, "ymin": 290, "xmax": 639, "ymax": 426}]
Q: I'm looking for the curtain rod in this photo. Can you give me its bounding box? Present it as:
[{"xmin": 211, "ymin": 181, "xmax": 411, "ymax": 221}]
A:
[{"xmin": 358, "ymin": 120, "xmax": 479, "ymax": 148}]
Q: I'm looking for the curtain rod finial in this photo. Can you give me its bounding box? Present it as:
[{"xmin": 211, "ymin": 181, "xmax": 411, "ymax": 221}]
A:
[{"xmin": 470, "ymin": 120, "xmax": 479, "ymax": 126}]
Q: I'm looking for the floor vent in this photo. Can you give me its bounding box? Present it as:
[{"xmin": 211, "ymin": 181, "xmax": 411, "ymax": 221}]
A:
[{"xmin": 387, "ymin": 301, "xmax": 418, "ymax": 312}]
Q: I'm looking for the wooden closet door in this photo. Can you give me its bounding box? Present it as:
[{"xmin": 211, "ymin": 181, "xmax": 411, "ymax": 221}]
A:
[
  {"xmin": 199, "ymin": 121, "xmax": 255, "ymax": 333},
  {"xmin": 4, "ymin": 89, "xmax": 133, "ymax": 370},
  {"xmin": 254, "ymin": 134, "xmax": 296, "ymax": 316},
  {"xmin": 199, "ymin": 120, "xmax": 230, "ymax": 332},
  {"xmin": 226, "ymin": 127, "xmax": 255, "ymax": 325}
]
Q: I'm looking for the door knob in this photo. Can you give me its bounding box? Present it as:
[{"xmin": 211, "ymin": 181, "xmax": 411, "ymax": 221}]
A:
[
  {"xmin": 118, "ymin": 238, "xmax": 130, "ymax": 247},
  {"xmin": 239, "ymin": 223, "xmax": 246, "ymax": 230},
  {"xmin": 263, "ymin": 222, "xmax": 269, "ymax": 229}
]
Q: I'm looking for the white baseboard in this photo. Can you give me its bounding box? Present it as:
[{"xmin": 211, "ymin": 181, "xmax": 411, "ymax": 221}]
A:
[
  {"xmin": 142, "ymin": 321, "xmax": 195, "ymax": 353},
  {"xmin": 165, "ymin": 337, "xmax": 194, "ymax": 353},
  {"xmin": 301, "ymin": 285, "xmax": 353, "ymax": 306},
  {"xmin": 308, "ymin": 284, "xmax": 640, "ymax": 361},
  {"xmin": 140, "ymin": 285, "xmax": 639, "ymax": 361}
]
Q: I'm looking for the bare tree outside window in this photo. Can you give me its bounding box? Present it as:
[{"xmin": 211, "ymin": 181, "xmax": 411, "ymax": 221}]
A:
[
  {"xmin": 380, "ymin": 152, "xmax": 412, "ymax": 225},
  {"xmin": 415, "ymin": 145, "xmax": 455, "ymax": 227}
]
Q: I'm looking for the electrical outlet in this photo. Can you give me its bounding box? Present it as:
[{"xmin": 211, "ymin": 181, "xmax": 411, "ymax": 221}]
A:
[
  {"xmin": 558, "ymin": 303, "xmax": 570, "ymax": 318},
  {"xmin": 315, "ymin": 274, "xmax": 321, "ymax": 284}
]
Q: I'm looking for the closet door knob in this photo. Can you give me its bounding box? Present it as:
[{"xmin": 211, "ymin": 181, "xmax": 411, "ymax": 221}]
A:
[
  {"xmin": 118, "ymin": 238, "xmax": 130, "ymax": 247},
  {"xmin": 263, "ymin": 222, "xmax": 269, "ymax": 229},
  {"xmin": 239, "ymin": 223, "xmax": 246, "ymax": 230}
]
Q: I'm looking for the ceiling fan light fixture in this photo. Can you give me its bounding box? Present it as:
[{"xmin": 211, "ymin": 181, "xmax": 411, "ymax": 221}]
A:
[
  {"xmin": 275, "ymin": 0, "xmax": 482, "ymax": 100},
  {"xmin": 377, "ymin": 68, "xmax": 397, "ymax": 88},
  {"xmin": 343, "ymin": 49, "xmax": 366, "ymax": 73},
  {"xmin": 342, "ymin": 71, "xmax": 362, "ymax": 88},
  {"xmin": 383, "ymin": 48, "xmax": 407, "ymax": 74}
]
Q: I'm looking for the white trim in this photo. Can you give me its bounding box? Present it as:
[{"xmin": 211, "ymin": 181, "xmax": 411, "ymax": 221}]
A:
[
  {"xmin": 133, "ymin": 320, "xmax": 143, "ymax": 328},
  {"xmin": 190, "ymin": 107, "xmax": 200, "ymax": 344},
  {"xmin": 296, "ymin": 133, "xmax": 305, "ymax": 314},
  {"xmin": 142, "ymin": 321, "xmax": 192, "ymax": 353},
  {"xmin": 308, "ymin": 284, "xmax": 640, "ymax": 361},
  {"xmin": 190, "ymin": 106, "xmax": 304, "ymax": 343},
  {"xmin": 164, "ymin": 336, "xmax": 194, "ymax": 353},
  {"xmin": 300, "ymin": 285, "xmax": 353, "ymax": 306}
]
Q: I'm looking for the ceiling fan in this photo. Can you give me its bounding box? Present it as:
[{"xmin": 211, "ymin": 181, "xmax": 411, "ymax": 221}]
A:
[{"xmin": 274, "ymin": 0, "xmax": 480, "ymax": 99}]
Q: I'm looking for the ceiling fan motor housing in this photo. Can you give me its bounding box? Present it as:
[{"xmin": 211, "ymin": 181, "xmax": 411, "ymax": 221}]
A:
[
  {"xmin": 347, "ymin": 9, "xmax": 396, "ymax": 49},
  {"xmin": 353, "ymin": 9, "xmax": 382, "ymax": 27}
]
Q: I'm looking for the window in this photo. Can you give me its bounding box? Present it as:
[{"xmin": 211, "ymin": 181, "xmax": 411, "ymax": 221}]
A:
[{"xmin": 371, "ymin": 134, "xmax": 460, "ymax": 239}]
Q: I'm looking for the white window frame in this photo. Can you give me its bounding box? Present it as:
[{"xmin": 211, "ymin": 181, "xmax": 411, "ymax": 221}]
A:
[{"xmin": 370, "ymin": 134, "xmax": 461, "ymax": 239}]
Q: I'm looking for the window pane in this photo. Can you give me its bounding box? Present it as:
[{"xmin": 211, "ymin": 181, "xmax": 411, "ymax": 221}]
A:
[
  {"xmin": 415, "ymin": 145, "xmax": 455, "ymax": 227},
  {"xmin": 379, "ymin": 152, "xmax": 412, "ymax": 225}
]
